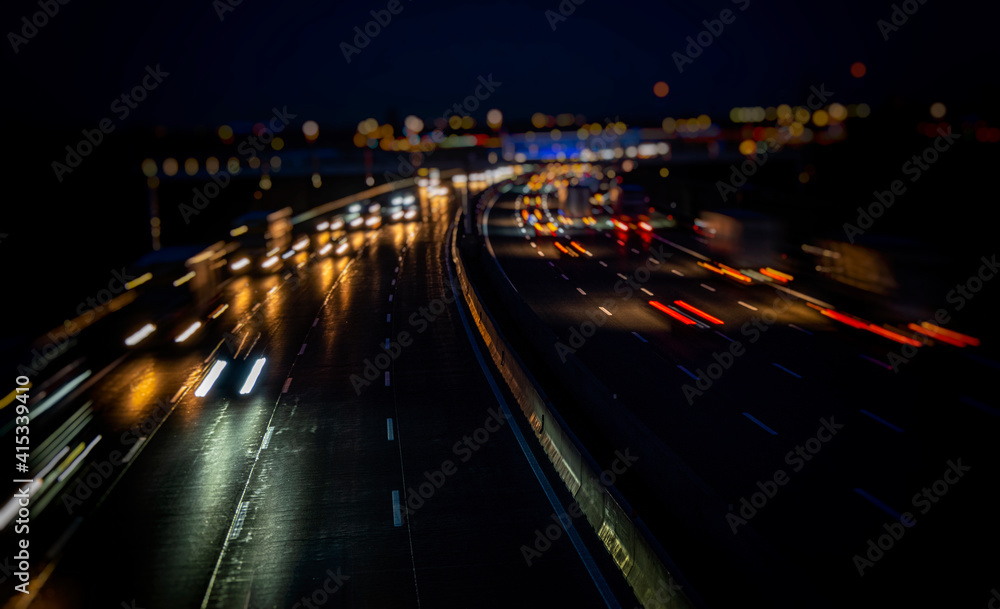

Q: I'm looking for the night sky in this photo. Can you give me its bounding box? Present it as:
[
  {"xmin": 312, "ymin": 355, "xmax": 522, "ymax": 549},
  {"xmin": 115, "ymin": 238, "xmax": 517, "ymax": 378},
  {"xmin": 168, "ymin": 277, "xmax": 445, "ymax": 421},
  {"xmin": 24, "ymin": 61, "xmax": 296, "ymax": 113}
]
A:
[{"xmin": 4, "ymin": 0, "xmax": 997, "ymax": 129}]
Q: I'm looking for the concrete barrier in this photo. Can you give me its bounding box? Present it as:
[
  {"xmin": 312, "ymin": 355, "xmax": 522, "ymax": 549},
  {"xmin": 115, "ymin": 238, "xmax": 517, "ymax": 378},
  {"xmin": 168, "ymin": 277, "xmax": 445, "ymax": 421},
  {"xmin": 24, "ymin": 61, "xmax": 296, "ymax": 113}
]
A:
[
  {"xmin": 455, "ymin": 182, "xmax": 840, "ymax": 608},
  {"xmin": 450, "ymin": 197, "xmax": 697, "ymax": 609}
]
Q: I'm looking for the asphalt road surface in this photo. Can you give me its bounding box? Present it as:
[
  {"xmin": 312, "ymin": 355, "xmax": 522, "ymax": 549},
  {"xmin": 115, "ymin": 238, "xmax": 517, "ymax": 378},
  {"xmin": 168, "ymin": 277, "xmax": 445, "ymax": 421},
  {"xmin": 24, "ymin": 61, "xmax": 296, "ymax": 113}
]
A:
[
  {"xmin": 484, "ymin": 189, "xmax": 1000, "ymax": 608},
  {"xmin": 1, "ymin": 190, "xmax": 638, "ymax": 609}
]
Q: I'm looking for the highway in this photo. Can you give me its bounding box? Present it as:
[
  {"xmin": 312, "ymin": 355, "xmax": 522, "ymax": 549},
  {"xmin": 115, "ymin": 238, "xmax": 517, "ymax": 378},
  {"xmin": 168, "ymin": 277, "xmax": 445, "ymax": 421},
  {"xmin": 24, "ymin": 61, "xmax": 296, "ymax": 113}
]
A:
[
  {"xmin": 2, "ymin": 167, "xmax": 996, "ymax": 609},
  {"xmin": 482, "ymin": 183, "xmax": 1000, "ymax": 608},
  {"xmin": 0, "ymin": 186, "xmax": 637, "ymax": 608}
]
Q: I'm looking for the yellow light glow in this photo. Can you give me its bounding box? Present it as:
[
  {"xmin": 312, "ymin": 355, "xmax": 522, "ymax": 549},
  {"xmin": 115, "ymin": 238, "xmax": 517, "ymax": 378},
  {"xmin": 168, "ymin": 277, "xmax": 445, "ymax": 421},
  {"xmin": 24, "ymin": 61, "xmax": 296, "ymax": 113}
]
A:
[
  {"xmin": 125, "ymin": 272, "xmax": 152, "ymax": 290},
  {"xmin": 173, "ymin": 271, "xmax": 196, "ymax": 287},
  {"xmin": 303, "ymin": 120, "xmax": 319, "ymax": 141}
]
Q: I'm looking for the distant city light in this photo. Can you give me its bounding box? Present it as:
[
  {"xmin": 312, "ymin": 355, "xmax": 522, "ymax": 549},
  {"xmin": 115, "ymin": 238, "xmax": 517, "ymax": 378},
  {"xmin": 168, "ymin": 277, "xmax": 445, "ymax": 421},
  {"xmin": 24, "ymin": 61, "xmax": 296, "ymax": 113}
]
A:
[{"xmin": 303, "ymin": 120, "xmax": 319, "ymax": 142}]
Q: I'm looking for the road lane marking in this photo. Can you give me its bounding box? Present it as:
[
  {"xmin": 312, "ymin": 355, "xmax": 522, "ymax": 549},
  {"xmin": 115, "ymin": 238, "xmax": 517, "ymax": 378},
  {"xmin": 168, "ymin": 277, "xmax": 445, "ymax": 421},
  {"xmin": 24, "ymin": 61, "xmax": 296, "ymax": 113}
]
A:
[
  {"xmin": 631, "ymin": 248, "xmax": 640, "ymax": 254},
  {"xmin": 392, "ymin": 491, "xmax": 402, "ymax": 526},
  {"xmin": 385, "ymin": 338, "xmax": 390, "ymax": 349},
  {"xmin": 229, "ymin": 502, "xmax": 250, "ymax": 540},
  {"xmin": 599, "ymin": 307, "xmax": 613, "ymax": 316},
  {"xmin": 631, "ymin": 332, "xmax": 647, "ymax": 343},
  {"xmin": 737, "ymin": 301, "xmax": 758, "ymax": 311},
  {"xmin": 671, "ymin": 269, "xmax": 684, "ymax": 276},
  {"xmin": 389, "ymin": 294, "xmax": 393, "ymax": 302},
  {"xmin": 261, "ymin": 426, "xmax": 275, "ymax": 449},
  {"xmin": 648, "ymin": 257, "xmax": 661, "ymax": 265},
  {"xmin": 598, "ymin": 261, "xmax": 607, "ymax": 267},
  {"xmin": 742, "ymin": 412, "xmax": 778, "ymax": 435},
  {"xmin": 860, "ymin": 354, "xmax": 892, "ymax": 370},
  {"xmin": 391, "ymin": 279, "xmax": 396, "ymax": 286},
  {"xmin": 616, "ymin": 273, "xmax": 628, "ymax": 280},
  {"xmin": 122, "ymin": 437, "xmax": 146, "ymax": 463},
  {"xmin": 772, "ymin": 363, "xmax": 801, "ymax": 378},
  {"xmin": 854, "ymin": 488, "xmax": 905, "ymax": 522},
  {"xmin": 700, "ymin": 283, "xmax": 716, "ymax": 292},
  {"xmin": 387, "ymin": 418, "xmax": 394, "ymax": 440},
  {"xmin": 640, "ymin": 288, "xmax": 654, "ymax": 296},
  {"xmin": 385, "ymin": 371, "xmax": 390, "ymax": 386},
  {"xmin": 561, "ymin": 274, "xmax": 569, "ymax": 280},
  {"xmin": 281, "ymin": 378, "xmax": 293, "ymax": 394},
  {"xmin": 312, "ymin": 317, "xmax": 319, "ymax": 327},
  {"xmin": 789, "ymin": 323, "xmax": 812, "ymax": 335},
  {"xmin": 577, "ymin": 288, "xmax": 587, "ymax": 295},
  {"xmin": 677, "ymin": 366, "xmax": 700, "ymax": 381},
  {"xmin": 860, "ymin": 409, "xmax": 904, "ymax": 433},
  {"xmin": 960, "ymin": 396, "xmax": 1000, "ymax": 418},
  {"xmin": 538, "ymin": 251, "xmax": 545, "ymax": 256},
  {"xmin": 395, "ymin": 266, "xmax": 399, "ymax": 273},
  {"xmin": 387, "ymin": 314, "xmax": 392, "ymax": 322},
  {"xmin": 714, "ymin": 331, "xmax": 735, "ymax": 342},
  {"xmin": 298, "ymin": 344, "xmax": 307, "ymax": 355}
]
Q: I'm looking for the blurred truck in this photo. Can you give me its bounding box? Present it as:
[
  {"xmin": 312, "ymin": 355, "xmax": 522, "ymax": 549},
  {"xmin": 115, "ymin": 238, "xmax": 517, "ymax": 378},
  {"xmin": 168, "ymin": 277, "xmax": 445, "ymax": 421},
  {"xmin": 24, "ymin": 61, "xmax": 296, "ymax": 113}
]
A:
[{"xmin": 696, "ymin": 209, "xmax": 783, "ymax": 269}]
